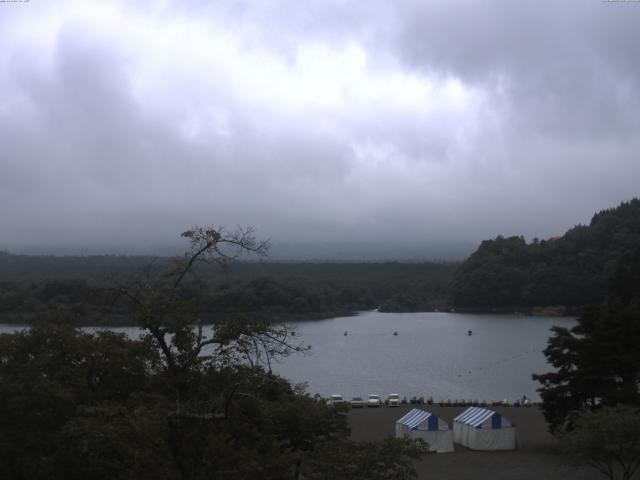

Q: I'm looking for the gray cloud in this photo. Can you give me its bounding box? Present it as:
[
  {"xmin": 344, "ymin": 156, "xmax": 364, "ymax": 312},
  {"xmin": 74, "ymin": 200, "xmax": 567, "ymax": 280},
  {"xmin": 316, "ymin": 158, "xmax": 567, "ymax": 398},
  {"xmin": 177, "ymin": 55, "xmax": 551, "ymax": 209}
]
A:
[{"xmin": 0, "ymin": 1, "xmax": 639, "ymax": 257}]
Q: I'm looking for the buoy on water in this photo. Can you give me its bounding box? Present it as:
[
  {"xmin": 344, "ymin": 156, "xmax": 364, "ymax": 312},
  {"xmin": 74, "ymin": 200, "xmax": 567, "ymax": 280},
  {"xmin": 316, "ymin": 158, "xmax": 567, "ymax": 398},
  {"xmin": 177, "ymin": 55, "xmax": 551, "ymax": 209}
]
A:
[
  {"xmin": 393, "ymin": 331, "xmax": 398, "ymax": 336},
  {"xmin": 468, "ymin": 330, "xmax": 473, "ymax": 336},
  {"xmin": 344, "ymin": 331, "xmax": 348, "ymax": 336}
]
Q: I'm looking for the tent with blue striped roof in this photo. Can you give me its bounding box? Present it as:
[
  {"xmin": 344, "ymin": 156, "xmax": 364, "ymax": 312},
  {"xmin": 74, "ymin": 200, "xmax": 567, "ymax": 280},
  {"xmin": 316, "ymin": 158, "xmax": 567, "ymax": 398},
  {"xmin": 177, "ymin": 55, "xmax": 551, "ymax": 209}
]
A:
[
  {"xmin": 453, "ymin": 406, "xmax": 516, "ymax": 450},
  {"xmin": 395, "ymin": 409, "xmax": 454, "ymax": 453}
]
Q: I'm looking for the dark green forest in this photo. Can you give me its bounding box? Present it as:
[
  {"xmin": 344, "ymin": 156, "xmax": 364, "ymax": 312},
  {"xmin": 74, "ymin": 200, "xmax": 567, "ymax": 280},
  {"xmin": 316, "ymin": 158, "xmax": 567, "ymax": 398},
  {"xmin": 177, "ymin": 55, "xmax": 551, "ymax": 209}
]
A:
[
  {"xmin": 533, "ymin": 245, "xmax": 640, "ymax": 431},
  {"xmin": 0, "ymin": 252, "xmax": 455, "ymax": 325},
  {"xmin": 451, "ymin": 199, "xmax": 640, "ymax": 313}
]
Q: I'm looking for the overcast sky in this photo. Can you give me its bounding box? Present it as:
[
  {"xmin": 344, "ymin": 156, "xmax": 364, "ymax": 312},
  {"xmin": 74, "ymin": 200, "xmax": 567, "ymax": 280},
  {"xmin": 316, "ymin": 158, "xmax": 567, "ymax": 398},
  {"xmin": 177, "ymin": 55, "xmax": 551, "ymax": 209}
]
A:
[{"xmin": 1, "ymin": 1, "xmax": 639, "ymax": 256}]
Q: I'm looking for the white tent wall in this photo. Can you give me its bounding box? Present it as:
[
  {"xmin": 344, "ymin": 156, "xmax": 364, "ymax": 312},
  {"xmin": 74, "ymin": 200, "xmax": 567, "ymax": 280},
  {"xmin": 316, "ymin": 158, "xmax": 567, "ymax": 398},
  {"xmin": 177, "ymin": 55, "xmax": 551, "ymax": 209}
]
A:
[
  {"xmin": 395, "ymin": 423, "xmax": 410, "ymax": 438},
  {"xmin": 453, "ymin": 421, "xmax": 463, "ymax": 444},
  {"xmin": 396, "ymin": 423, "xmax": 454, "ymax": 453},
  {"xmin": 453, "ymin": 407, "xmax": 517, "ymax": 451},
  {"xmin": 395, "ymin": 409, "xmax": 454, "ymax": 453},
  {"xmin": 426, "ymin": 430, "xmax": 454, "ymax": 453}
]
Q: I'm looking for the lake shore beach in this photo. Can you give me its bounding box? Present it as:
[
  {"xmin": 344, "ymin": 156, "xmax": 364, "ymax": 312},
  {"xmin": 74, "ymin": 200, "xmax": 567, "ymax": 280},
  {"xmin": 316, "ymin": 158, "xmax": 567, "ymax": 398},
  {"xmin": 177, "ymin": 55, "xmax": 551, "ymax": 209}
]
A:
[{"xmin": 349, "ymin": 405, "xmax": 601, "ymax": 480}]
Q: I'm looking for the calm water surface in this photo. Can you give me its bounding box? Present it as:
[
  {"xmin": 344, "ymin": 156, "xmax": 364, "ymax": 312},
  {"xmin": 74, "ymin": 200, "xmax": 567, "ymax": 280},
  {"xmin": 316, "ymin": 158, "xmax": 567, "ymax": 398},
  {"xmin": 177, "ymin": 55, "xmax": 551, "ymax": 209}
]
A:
[
  {"xmin": 271, "ymin": 311, "xmax": 573, "ymax": 402},
  {"xmin": 0, "ymin": 311, "xmax": 573, "ymax": 402}
]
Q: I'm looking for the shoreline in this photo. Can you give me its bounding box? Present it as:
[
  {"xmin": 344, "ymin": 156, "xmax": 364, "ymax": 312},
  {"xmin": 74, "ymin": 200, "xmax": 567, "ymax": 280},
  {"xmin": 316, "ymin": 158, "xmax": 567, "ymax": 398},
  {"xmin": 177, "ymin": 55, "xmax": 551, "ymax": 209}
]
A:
[{"xmin": 0, "ymin": 305, "xmax": 581, "ymax": 327}]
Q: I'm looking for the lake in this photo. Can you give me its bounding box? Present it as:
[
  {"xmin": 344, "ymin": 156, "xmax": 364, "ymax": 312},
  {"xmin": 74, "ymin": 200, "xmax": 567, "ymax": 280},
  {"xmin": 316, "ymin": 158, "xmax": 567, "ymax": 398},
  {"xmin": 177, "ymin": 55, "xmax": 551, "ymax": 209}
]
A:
[
  {"xmin": 271, "ymin": 311, "xmax": 572, "ymax": 402},
  {"xmin": 0, "ymin": 311, "xmax": 573, "ymax": 402}
]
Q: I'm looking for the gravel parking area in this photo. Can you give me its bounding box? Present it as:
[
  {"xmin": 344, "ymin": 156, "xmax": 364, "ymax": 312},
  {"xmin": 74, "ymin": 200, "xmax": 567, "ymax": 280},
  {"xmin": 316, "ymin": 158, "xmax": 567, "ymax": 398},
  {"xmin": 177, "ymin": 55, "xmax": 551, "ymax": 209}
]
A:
[{"xmin": 348, "ymin": 405, "xmax": 601, "ymax": 480}]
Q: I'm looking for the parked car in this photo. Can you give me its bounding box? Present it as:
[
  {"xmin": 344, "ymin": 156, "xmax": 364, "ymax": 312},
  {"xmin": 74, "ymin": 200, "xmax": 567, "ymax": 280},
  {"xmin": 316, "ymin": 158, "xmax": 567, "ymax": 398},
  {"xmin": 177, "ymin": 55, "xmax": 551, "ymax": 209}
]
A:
[
  {"xmin": 328, "ymin": 394, "xmax": 345, "ymax": 406},
  {"xmin": 367, "ymin": 394, "xmax": 382, "ymax": 407},
  {"xmin": 387, "ymin": 393, "xmax": 401, "ymax": 407},
  {"xmin": 350, "ymin": 396, "xmax": 364, "ymax": 408}
]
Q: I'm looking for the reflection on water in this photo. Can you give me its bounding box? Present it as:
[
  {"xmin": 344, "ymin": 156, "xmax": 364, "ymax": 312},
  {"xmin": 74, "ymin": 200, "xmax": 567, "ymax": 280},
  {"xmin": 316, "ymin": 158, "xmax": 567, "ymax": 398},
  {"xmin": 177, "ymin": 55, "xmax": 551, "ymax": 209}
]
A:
[{"xmin": 0, "ymin": 311, "xmax": 573, "ymax": 401}]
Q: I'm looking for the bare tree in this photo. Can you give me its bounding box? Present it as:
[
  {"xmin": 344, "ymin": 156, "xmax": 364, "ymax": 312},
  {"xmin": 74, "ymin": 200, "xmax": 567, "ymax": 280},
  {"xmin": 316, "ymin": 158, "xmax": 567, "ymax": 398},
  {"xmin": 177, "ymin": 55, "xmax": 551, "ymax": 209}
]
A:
[{"xmin": 111, "ymin": 226, "xmax": 306, "ymax": 405}]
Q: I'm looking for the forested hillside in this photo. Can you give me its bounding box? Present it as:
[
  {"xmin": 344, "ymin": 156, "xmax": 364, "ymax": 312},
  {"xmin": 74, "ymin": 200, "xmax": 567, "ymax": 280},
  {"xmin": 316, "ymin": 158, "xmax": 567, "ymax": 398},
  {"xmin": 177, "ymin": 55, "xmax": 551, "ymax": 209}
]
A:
[{"xmin": 451, "ymin": 199, "xmax": 640, "ymax": 311}]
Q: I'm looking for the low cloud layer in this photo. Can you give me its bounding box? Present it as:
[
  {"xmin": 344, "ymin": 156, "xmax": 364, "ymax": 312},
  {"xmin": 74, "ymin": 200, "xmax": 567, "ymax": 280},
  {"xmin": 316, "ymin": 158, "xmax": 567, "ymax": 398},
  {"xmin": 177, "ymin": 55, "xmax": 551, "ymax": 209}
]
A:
[{"xmin": 1, "ymin": 1, "xmax": 639, "ymax": 256}]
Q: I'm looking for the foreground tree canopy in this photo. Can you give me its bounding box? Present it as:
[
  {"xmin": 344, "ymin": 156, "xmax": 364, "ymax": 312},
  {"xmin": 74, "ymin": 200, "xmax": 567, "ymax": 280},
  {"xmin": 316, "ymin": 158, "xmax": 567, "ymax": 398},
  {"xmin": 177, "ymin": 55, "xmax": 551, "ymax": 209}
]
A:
[
  {"xmin": 559, "ymin": 406, "xmax": 640, "ymax": 480},
  {"xmin": 0, "ymin": 226, "xmax": 423, "ymax": 480},
  {"xmin": 533, "ymin": 248, "xmax": 640, "ymax": 431}
]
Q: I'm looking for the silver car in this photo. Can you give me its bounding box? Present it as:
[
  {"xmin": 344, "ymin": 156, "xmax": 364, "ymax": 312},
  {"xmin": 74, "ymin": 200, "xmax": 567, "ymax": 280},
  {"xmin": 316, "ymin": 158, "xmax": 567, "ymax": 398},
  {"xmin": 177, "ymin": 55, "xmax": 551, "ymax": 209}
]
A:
[{"xmin": 387, "ymin": 393, "xmax": 401, "ymax": 407}]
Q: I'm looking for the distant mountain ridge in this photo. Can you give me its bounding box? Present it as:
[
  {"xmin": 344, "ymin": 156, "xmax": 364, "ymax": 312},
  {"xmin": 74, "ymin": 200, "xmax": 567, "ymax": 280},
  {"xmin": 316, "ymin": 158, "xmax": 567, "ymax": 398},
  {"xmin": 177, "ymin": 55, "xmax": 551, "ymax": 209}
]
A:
[{"xmin": 450, "ymin": 198, "xmax": 640, "ymax": 312}]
